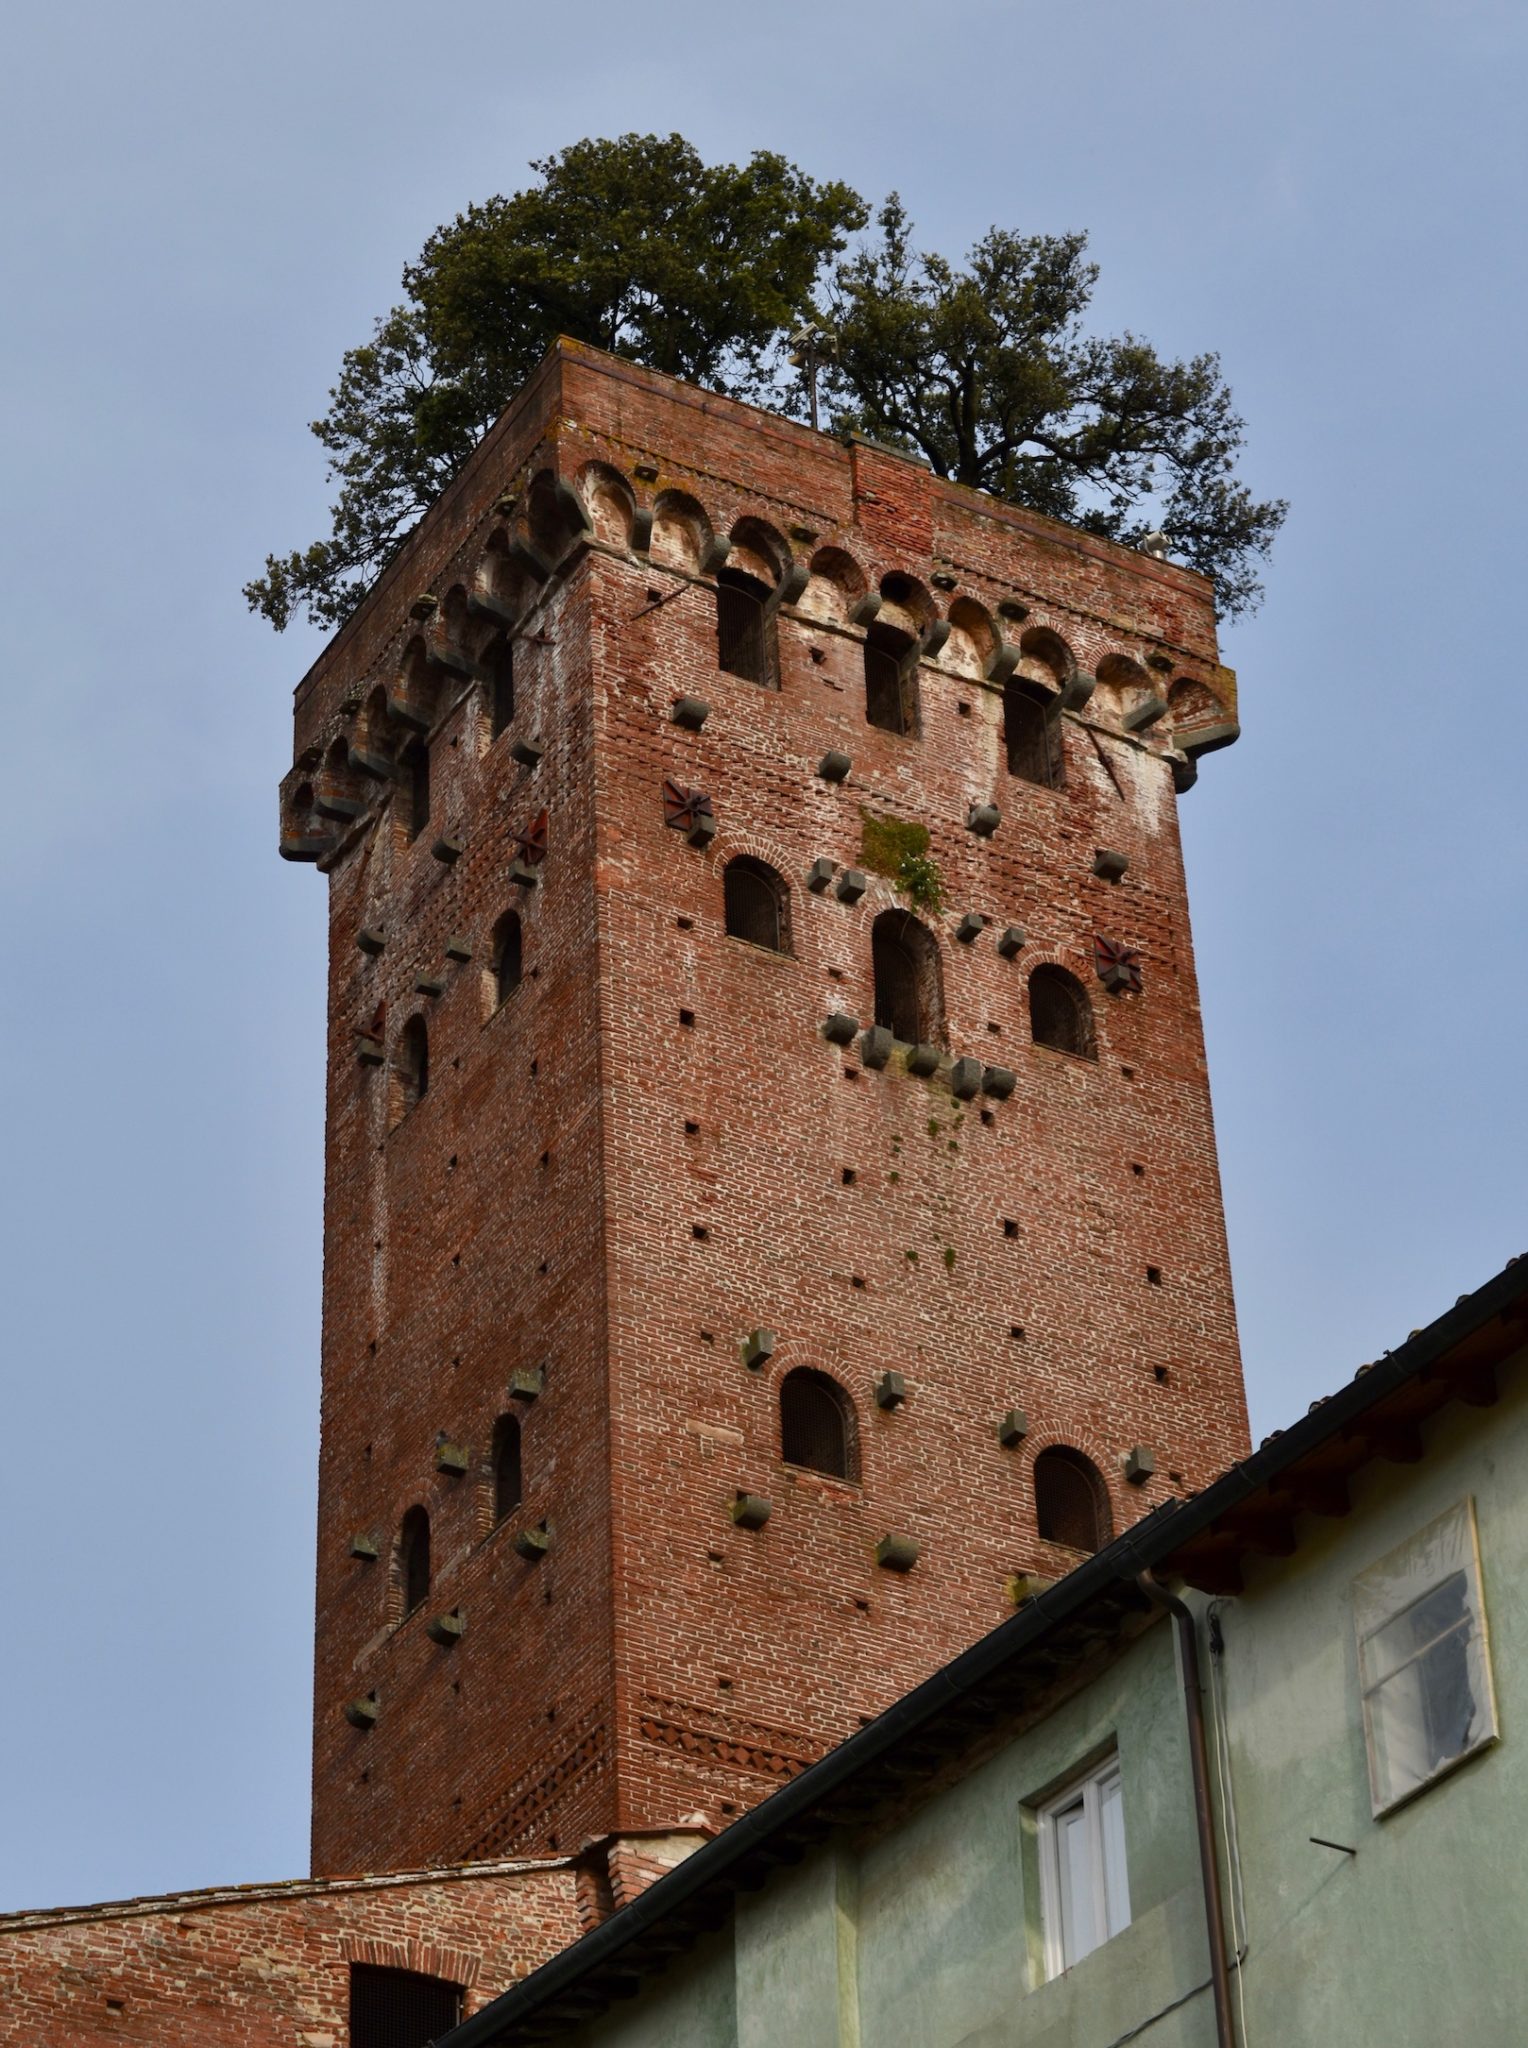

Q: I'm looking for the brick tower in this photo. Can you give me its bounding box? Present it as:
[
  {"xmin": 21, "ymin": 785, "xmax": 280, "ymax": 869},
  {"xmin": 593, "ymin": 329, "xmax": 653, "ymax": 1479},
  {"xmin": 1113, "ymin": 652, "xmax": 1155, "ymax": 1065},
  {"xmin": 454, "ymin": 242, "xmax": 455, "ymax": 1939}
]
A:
[{"xmin": 281, "ymin": 340, "xmax": 1249, "ymax": 1881}]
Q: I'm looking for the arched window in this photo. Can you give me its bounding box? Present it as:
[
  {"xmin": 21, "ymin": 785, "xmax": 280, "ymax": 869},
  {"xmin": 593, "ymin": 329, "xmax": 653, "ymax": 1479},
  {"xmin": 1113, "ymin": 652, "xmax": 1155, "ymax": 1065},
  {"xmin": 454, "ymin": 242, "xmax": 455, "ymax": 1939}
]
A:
[
  {"xmin": 1005, "ymin": 679, "xmax": 1065, "ymax": 788},
  {"xmin": 780, "ymin": 1369, "xmax": 857, "ymax": 1481},
  {"xmin": 492, "ymin": 1414, "xmax": 523, "ymax": 1524},
  {"xmin": 1033, "ymin": 1448, "xmax": 1112, "ymax": 1553},
  {"xmin": 493, "ymin": 912, "xmax": 523, "ymax": 1006},
  {"xmin": 716, "ymin": 569, "xmax": 778, "ymax": 688},
  {"xmin": 350, "ymin": 1964, "xmax": 462, "ymax": 2048},
  {"xmin": 401, "ymin": 739, "xmax": 430, "ymax": 842},
  {"xmin": 723, "ymin": 857, "xmax": 790, "ymax": 953},
  {"xmin": 864, "ymin": 622, "xmax": 918, "ymax": 735},
  {"xmin": 395, "ymin": 1015, "xmax": 428, "ymax": 1117},
  {"xmin": 872, "ymin": 910, "xmax": 944, "ymax": 1046},
  {"xmin": 398, "ymin": 1505, "xmax": 431, "ymax": 1616},
  {"xmin": 483, "ymin": 635, "xmax": 515, "ymax": 740},
  {"xmin": 1029, "ymin": 966, "xmax": 1096, "ymax": 1060}
]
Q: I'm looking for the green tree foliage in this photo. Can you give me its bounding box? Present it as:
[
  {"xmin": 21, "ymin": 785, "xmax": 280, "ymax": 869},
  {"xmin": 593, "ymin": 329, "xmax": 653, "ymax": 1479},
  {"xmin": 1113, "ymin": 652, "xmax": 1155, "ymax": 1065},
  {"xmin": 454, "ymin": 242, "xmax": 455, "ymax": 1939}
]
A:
[
  {"xmin": 245, "ymin": 135, "xmax": 865, "ymax": 630},
  {"xmin": 247, "ymin": 142, "xmax": 1282, "ymax": 633},
  {"xmin": 821, "ymin": 200, "xmax": 1284, "ymax": 616}
]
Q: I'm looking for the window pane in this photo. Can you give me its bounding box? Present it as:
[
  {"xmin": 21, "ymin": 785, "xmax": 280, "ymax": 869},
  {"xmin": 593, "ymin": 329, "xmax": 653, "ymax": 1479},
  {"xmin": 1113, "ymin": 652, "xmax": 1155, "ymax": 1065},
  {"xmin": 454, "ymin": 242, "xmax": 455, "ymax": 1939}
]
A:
[
  {"xmin": 1098, "ymin": 1768, "xmax": 1132, "ymax": 1940},
  {"xmin": 1354, "ymin": 1501, "xmax": 1497, "ymax": 1814},
  {"xmin": 1041, "ymin": 1755, "xmax": 1132, "ymax": 1977},
  {"xmin": 1054, "ymin": 1797, "xmax": 1098, "ymax": 1968},
  {"xmin": 1366, "ymin": 1573, "xmax": 1469, "ymax": 1684}
]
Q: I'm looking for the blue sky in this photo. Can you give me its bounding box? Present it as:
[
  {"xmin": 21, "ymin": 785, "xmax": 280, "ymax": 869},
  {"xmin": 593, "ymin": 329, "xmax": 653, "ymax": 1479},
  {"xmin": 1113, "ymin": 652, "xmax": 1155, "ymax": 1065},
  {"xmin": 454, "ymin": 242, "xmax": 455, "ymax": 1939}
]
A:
[{"xmin": 1, "ymin": 0, "xmax": 1523, "ymax": 1911}]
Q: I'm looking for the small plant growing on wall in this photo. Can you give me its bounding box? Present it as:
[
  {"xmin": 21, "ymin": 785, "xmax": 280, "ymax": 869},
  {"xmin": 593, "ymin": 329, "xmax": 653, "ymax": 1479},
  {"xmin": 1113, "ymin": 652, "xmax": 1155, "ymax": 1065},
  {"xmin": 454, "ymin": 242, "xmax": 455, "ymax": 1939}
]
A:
[
  {"xmin": 860, "ymin": 810, "xmax": 945, "ymax": 916},
  {"xmin": 896, "ymin": 851, "xmax": 945, "ymax": 915}
]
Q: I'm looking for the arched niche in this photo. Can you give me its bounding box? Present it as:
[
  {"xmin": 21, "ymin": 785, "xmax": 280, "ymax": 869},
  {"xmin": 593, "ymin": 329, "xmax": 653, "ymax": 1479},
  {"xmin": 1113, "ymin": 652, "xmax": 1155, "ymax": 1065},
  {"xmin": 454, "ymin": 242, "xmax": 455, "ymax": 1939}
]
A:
[
  {"xmin": 440, "ymin": 584, "xmax": 470, "ymax": 641},
  {"xmin": 476, "ymin": 527, "xmax": 528, "ymax": 610},
  {"xmin": 576, "ymin": 462, "xmax": 636, "ymax": 549},
  {"xmin": 650, "ymin": 489, "xmax": 712, "ymax": 573},
  {"xmin": 1018, "ymin": 625, "xmax": 1076, "ymax": 688},
  {"xmin": 798, "ymin": 545, "xmax": 866, "ymax": 624},
  {"xmin": 943, "ymin": 596, "xmax": 997, "ymax": 679},
  {"xmin": 316, "ymin": 736, "xmax": 365, "ymax": 820},
  {"xmin": 729, "ymin": 515, "xmax": 789, "ymax": 589},
  {"xmin": 1095, "ymin": 651, "xmax": 1150, "ymax": 693},
  {"xmin": 526, "ymin": 468, "xmax": 570, "ymax": 562},
  {"xmin": 284, "ymin": 779, "xmax": 317, "ymax": 839},
  {"xmin": 877, "ymin": 570, "xmax": 935, "ymax": 640},
  {"xmin": 390, "ymin": 636, "xmax": 439, "ymax": 733}
]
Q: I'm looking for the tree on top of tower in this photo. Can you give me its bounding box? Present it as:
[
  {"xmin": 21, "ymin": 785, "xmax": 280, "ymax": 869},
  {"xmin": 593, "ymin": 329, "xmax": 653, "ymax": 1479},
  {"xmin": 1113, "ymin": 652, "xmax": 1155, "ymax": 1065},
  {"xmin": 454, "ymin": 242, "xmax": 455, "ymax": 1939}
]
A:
[
  {"xmin": 245, "ymin": 135, "xmax": 1283, "ymax": 634},
  {"xmin": 243, "ymin": 135, "xmax": 866, "ymax": 633},
  {"xmin": 820, "ymin": 199, "xmax": 1286, "ymax": 623}
]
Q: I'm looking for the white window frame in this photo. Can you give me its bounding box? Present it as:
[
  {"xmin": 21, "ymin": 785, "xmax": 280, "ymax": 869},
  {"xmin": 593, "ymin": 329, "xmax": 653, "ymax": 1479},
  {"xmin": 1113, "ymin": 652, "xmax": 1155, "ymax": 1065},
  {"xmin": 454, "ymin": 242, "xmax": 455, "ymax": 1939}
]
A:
[
  {"xmin": 1036, "ymin": 1751, "xmax": 1132, "ymax": 1979},
  {"xmin": 1354, "ymin": 1497, "xmax": 1498, "ymax": 1817}
]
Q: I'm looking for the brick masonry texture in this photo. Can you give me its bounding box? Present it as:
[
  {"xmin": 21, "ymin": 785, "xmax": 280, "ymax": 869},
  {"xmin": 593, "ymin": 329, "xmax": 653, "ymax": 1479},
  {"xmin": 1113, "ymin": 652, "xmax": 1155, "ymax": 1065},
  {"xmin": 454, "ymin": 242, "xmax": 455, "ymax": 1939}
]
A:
[
  {"xmin": 0, "ymin": 1862, "xmax": 582, "ymax": 2046},
  {"xmin": 280, "ymin": 341, "xmax": 1250, "ymax": 1879}
]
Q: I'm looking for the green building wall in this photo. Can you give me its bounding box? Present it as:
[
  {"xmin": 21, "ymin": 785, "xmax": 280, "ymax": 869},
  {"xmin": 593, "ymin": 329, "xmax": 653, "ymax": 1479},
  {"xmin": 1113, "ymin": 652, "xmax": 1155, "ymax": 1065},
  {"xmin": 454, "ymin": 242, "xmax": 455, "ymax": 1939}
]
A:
[{"xmin": 1226, "ymin": 1352, "xmax": 1527, "ymax": 2046}]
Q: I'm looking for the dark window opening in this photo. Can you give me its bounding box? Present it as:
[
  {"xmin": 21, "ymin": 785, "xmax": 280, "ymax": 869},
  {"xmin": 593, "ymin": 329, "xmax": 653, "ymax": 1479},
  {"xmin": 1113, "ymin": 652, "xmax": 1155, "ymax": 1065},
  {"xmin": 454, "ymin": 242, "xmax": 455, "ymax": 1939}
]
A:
[
  {"xmin": 484, "ymin": 635, "xmax": 515, "ymax": 739},
  {"xmin": 723, "ymin": 856, "xmax": 790, "ymax": 952},
  {"xmin": 1029, "ymin": 966, "xmax": 1096, "ymax": 1060},
  {"xmin": 494, "ymin": 913, "xmax": 523, "ymax": 1006},
  {"xmin": 492, "ymin": 1414, "xmax": 522, "ymax": 1524},
  {"xmin": 1004, "ymin": 679, "xmax": 1065, "ymax": 787},
  {"xmin": 349, "ymin": 1963, "xmax": 462, "ymax": 2048},
  {"xmin": 872, "ymin": 909, "xmax": 943, "ymax": 1046},
  {"xmin": 402, "ymin": 741, "xmax": 430, "ymax": 842},
  {"xmin": 864, "ymin": 622, "xmax": 918, "ymax": 735},
  {"xmin": 398, "ymin": 1506, "xmax": 431, "ymax": 1617},
  {"xmin": 1034, "ymin": 1448, "xmax": 1111, "ymax": 1553},
  {"xmin": 716, "ymin": 569, "xmax": 777, "ymax": 688},
  {"xmin": 780, "ymin": 1368, "xmax": 857, "ymax": 1481},
  {"xmin": 395, "ymin": 1015, "xmax": 429, "ymax": 1115}
]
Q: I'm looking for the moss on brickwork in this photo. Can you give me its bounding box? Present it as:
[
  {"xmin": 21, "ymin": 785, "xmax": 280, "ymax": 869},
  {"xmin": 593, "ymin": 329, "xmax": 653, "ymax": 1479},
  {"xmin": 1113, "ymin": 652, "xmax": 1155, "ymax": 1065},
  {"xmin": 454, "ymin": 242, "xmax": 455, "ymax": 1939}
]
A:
[
  {"xmin": 860, "ymin": 810, "xmax": 929, "ymax": 877},
  {"xmin": 859, "ymin": 816, "xmax": 946, "ymax": 912}
]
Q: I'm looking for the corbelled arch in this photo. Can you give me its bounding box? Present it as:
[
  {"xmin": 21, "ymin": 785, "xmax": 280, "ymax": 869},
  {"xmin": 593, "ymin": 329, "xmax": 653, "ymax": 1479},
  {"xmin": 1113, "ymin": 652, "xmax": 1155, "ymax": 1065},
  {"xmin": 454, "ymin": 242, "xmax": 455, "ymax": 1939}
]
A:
[
  {"xmin": 575, "ymin": 461, "xmax": 638, "ymax": 550},
  {"xmin": 649, "ymin": 488, "xmax": 713, "ymax": 574}
]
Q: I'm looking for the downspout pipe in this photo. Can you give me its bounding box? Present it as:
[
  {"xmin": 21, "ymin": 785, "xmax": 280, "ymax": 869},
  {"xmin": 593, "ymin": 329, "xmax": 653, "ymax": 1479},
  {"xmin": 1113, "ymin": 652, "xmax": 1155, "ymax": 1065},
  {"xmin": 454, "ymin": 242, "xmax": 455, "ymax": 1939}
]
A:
[{"xmin": 1136, "ymin": 1570, "xmax": 1236, "ymax": 2048}]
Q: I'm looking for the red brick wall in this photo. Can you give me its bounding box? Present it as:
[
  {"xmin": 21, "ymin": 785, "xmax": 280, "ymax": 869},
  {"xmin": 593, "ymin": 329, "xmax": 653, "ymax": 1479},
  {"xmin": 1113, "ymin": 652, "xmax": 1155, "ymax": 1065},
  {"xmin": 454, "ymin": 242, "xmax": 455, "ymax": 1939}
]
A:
[
  {"xmin": 0, "ymin": 1863, "xmax": 581, "ymax": 2046},
  {"xmin": 290, "ymin": 342, "xmax": 1248, "ymax": 1876}
]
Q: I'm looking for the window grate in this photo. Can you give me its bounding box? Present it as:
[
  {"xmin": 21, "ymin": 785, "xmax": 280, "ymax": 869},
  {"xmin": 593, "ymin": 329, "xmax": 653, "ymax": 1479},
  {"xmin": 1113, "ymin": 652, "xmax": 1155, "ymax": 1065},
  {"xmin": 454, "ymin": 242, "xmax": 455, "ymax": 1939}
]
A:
[
  {"xmin": 724, "ymin": 859, "xmax": 788, "ymax": 952},
  {"xmin": 871, "ymin": 911, "xmax": 942, "ymax": 1046},
  {"xmin": 1034, "ymin": 1449, "xmax": 1111, "ymax": 1552},
  {"xmin": 780, "ymin": 1371, "xmax": 855, "ymax": 1480},
  {"xmin": 716, "ymin": 570, "xmax": 776, "ymax": 687},
  {"xmin": 493, "ymin": 1415, "xmax": 523, "ymax": 1524},
  {"xmin": 1029, "ymin": 967, "xmax": 1096, "ymax": 1060},
  {"xmin": 349, "ymin": 1964, "xmax": 462, "ymax": 2048},
  {"xmin": 405, "ymin": 743, "xmax": 431, "ymax": 842},
  {"xmin": 399, "ymin": 1507, "xmax": 431, "ymax": 1617},
  {"xmin": 864, "ymin": 624, "xmax": 917, "ymax": 735},
  {"xmin": 485, "ymin": 636, "xmax": 515, "ymax": 739},
  {"xmin": 1005, "ymin": 679, "xmax": 1065, "ymax": 787}
]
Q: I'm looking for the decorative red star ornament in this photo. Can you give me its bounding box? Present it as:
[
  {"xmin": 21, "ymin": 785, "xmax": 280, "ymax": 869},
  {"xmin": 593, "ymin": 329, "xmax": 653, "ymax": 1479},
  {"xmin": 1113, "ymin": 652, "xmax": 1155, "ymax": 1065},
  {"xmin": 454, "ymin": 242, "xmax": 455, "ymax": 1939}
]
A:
[
  {"xmin": 512, "ymin": 808, "xmax": 549, "ymax": 866},
  {"xmin": 1094, "ymin": 936, "xmax": 1143, "ymax": 994},
  {"xmin": 662, "ymin": 780, "xmax": 715, "ymax": 832}
]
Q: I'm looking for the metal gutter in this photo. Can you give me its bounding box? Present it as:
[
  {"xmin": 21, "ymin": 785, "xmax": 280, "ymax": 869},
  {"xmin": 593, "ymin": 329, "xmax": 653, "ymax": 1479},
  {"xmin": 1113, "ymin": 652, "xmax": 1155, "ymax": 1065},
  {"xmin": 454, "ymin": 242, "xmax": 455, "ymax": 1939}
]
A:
[{"xmin": 1137, "ymin": 1572, "xmax": 1235, "ymax": 2048}]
